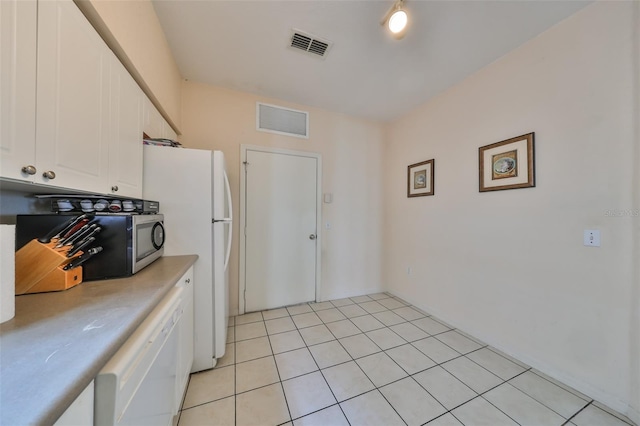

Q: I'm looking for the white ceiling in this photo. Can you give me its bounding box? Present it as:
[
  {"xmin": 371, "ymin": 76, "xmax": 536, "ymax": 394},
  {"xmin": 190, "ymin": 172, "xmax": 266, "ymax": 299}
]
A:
[{"xmin": 151, "ymin": 0, "xmax": 590, "ymax": 122}]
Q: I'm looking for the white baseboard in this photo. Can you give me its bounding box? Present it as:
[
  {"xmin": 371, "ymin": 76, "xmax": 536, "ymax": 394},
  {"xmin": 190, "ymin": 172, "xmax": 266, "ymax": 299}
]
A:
[
  {"xmin": 626, "ymin": 405, "xmax": 639, "ymax": 425},
  {"xmin": 319, "ymin": 286, "xmax": 385, "ymax": 302}
]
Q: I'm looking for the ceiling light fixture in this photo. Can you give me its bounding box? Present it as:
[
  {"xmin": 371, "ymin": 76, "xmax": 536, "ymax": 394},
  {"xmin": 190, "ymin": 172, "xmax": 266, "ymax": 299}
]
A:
[{"xmin": 381, "ymin": 0, "xmax": 409, "ymax": 39}]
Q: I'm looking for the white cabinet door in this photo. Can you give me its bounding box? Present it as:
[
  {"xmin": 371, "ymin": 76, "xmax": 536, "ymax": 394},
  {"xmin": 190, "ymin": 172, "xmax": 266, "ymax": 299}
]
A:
[
  {"xmin": 162, "ymin": 120, "xmax": 178, "ymax": 141},
  {"xmin": 0, "ymin": 0, "xmax": 37, "ymax": 182},
  {"xmin": 54, "ymin": 381, "xmax": 94, "ymax": 426},
  {"xmin": 35, "ymin": 0, "xmax": 110, "ymax": 193},
  {"xmin": 143, "ymin": 96, "xmax": 177, "ymax": 141},
  {"xmin": 143, "ymin": 97, "xmax": 164, "ymax": 139},
  {"xmin": 108, "ymin": 57, "xmax": 143, "ymax": 198},
  {"xmin": 176, "ymin": 267, "xmax": 194, "ymax": 410}
]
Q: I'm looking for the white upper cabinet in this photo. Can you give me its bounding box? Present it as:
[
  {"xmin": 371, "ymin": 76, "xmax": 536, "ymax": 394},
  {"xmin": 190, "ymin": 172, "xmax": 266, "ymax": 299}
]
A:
[
  {"xmin": 0, "ymin": 0, "xmax": 37, "ymax": 182},
  {"xmin": 35, "ymin": 0, "xmax": 111, "ymax": 193},
  {"xmin": 1, "ymin": 0, "xmax": 146, "ymax": 197},
  {"xmin": 143, "ymin": 97, "xmax": 164, "ymax": 139},
  {"xmin": 162, "ymin": 121, "xmax": 178, "ymax": 142},
  {"xmin": 109, "ymin": 58, "xmax": 144, "ymax": 198},
  {"xmin": 143, "ymin": 96, "xmax": 178, "ymax": 141}
]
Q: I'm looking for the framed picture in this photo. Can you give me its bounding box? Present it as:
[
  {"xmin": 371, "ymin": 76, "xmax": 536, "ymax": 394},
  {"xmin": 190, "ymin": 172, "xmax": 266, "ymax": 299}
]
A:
[
  {"xmin": 408, "ymin": 159, "xmax": 435, "ymax": 197},
  {"xmin": 479, "ymin": 132, "xmax": 535, "ymax": 192}
]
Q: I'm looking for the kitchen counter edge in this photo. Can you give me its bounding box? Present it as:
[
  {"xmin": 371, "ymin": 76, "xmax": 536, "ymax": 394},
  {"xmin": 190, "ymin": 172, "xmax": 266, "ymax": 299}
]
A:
[{"xmin": 0, "ymin": 254, "xmax": 198, "ymax": 425}]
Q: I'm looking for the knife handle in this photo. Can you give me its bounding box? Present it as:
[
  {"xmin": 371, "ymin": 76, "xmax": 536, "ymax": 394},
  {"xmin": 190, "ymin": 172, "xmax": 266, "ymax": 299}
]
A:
[
  {"xmin": 38, "ymin": 220, "xmax": 71, "ymax": 244},
  {"xmin": 64, "ymin": 223, "xmax": 97, "ymax": 247},
  {"xmin": 66, "ymin": 237, "xmax": 95, "ymax": 258},
  {"xmin": 55, "ymin": 219, "xmax": 90, "ymax": 248},
  {"xmin": 38, "ymin": 214, "xmax": 87, "ymax": 244},
  {"xmin": 64, "ymin": 246, "xmax": 102, "ymax": 270}
]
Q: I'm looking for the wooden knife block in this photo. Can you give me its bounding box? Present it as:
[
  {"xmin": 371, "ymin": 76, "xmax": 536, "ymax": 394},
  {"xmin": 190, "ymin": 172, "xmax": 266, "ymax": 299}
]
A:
[{"xmin": 15, "ymin": 240, "xmax": 83, "ymax": 295}]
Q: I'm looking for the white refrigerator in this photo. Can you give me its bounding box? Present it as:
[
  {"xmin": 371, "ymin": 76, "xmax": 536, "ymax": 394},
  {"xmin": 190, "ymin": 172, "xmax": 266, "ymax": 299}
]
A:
[{"xmin": 143, "ymin": 145, "xmax": 232, "ymax": 372}]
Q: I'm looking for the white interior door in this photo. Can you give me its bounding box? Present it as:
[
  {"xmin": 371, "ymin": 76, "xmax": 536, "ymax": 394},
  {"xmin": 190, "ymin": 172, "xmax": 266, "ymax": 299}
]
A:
[{"xmin": 243, "ymin": 148, "xmax": 319, "ymax": 312}]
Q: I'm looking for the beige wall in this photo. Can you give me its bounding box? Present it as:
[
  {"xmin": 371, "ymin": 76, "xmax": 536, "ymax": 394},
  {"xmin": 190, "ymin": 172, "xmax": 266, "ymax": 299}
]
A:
[
  {"xmin": 181, "ymin": 81, "xmax": 385, "ymax": 315},
  {"xmin": 382, "ymin": 2, "xmax": 639, "ymax": 421},
  {"xmin": 75, "ymin": 0, "xmax": 182, "ymax": 132}
]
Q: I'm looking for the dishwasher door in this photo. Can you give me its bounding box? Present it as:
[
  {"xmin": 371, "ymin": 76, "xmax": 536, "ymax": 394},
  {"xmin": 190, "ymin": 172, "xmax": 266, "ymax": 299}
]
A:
[{"xmin": 95, "ymin": 286, "xmax": 183, "ymax": 426}]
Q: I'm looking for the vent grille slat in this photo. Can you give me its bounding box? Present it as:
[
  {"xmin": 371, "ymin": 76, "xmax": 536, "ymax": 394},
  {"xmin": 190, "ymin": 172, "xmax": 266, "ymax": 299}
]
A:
[
  {"xmin": 289, "ymin": 30, "xmax": 332, "ymax": 58},
  {"xmin": 291, "ymin": 33, "xmax": 312, "ymax": 51},
  {"xmin": 308, "ymin": 40, "xmax": 328, "ymax": 56}
]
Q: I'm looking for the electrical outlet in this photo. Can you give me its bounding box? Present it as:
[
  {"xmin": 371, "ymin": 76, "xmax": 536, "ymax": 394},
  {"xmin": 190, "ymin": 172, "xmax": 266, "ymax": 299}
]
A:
[{"xmin": 584, "ymin": 230, "xmax": 601, "ymax": 247}]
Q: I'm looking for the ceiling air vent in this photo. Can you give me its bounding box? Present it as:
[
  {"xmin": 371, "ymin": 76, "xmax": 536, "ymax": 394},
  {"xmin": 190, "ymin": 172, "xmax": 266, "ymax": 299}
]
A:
[
  {"xmin": 289, "ymin": 29, "xmax": 332, "ymax": 58},
  {"xmin": 257, "ymin": 103, "xmax": 309, "ymax": 139}
]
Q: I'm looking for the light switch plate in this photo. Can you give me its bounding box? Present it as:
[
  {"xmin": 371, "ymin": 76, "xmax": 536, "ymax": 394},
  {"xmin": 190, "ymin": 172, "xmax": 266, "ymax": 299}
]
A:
[{"xmin": 584, "ymin": 230, "xmax": 601, "ymax": 247}]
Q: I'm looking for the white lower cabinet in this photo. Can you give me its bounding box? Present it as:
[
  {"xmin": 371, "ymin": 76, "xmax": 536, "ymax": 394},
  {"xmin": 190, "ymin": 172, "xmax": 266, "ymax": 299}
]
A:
[
  {"xmin": 55, "ymin": 381, "xmax": 94, "ymax": 426},
  {"xmin": 94, "ymin": 268, "xmax": 194, "ymax": 425},
  {"xmin": 176, "ymin": 267, "xmax": 195, "ymax": 410}
]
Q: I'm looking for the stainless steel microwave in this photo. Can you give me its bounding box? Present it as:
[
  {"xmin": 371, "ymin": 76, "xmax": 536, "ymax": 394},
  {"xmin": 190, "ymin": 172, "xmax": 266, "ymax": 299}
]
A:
[
  {"xmin": 130, "ymin": 214, "xmax": 165, "ymax": 274},
  {"xmin": 15, "ymin": 214, "xmax": 165, "ymax": 281}
]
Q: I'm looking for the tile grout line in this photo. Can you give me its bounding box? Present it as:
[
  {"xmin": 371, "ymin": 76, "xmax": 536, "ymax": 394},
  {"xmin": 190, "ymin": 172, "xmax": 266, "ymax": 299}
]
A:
[
  {"xmin": 305, "ymin": 300, "xmax": 410, "ymax": 407},
  {"xmin": 561, "ymin": 400, "xmax": 594, "ymax": 426},
  {"xmin": 433, "ymin": 368, "xmax": 538, "ymax": 425},
  {"xmin": 192, "ymin": 304, "xmax": 413, "ymax": 419},
  {"xmin": 289, "ymin": 302, "xmax": 354, "ymax": 425},
  {"xmin": 191, "ymin": 295, "xmax": 625, "ymax": 426},
  {"xmin": 265, "ymin": 322, "xmax": 295, "ymax": 426},
  {"xmin": 232, "ymin": 321, "xmax": 237, "ymax": 426},
  {"xmin": 344, "ymin": 301, "xmax": 525, "ymax": 425},
  {"xmin": 265, "ymin": 298, "xmax": 486, "ymax": 425},
  {"xmin": 505, "ymin": 369, "xmax": 595, "ymax": 422},
  {"xmin": 211, "ymin": 301, "xmax": 471, "ymax": 422},
  {"xmin": 322, "ymin": 302, "xmax": 430, "ymax": 425},
  {"xmin": 477, "ymin": 383, "xmax": 531, "ymax": 426},
  {"xmin": 331, "ymin": 298, "xmax": 481, "ymax": 425}
]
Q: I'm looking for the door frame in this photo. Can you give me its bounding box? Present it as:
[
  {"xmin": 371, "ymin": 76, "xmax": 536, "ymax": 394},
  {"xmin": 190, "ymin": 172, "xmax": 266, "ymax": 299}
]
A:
[{"xmin": 239, "ymin": 144, "xmax": 322, "ymax": 315}]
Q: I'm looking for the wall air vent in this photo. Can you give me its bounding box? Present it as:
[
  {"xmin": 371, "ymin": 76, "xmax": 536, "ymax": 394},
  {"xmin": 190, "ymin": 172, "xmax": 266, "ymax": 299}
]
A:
[
  {"xmin": 289, "ymin": 29, "xmax": 332, "ymax": 58},
  {"xmin": 257, "ymin": 103, "xmax": 309, "ymax": 139}
]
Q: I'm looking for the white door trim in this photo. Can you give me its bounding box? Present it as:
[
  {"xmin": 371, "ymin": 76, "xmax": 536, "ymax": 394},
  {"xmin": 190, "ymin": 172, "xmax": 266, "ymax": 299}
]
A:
[{"xmin": 239, "ymin": 144, "xmax": 322, "ymax": 315}]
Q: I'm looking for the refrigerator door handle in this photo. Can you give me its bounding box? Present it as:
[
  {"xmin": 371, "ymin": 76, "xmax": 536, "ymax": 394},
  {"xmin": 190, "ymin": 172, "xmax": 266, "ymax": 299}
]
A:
[
  {"xmin": 223, "ymin": 170, "xmax": 233, "ymax": 221},
  {"xmin": 223, "ymin": 169, "xmax": 233, "ymax": 271},
  {"xmin": 224, "ymin": 221, "xmax": 232, "ymax": 271}
]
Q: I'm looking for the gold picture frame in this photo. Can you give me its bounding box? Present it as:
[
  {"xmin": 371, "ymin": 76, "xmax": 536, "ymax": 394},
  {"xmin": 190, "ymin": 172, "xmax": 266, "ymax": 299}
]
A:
[
  {"xmin": 408, "ymin": 159, "xmax": 435, "ymax": 197},
  {"xmin": 479, "ymin": 133, "xmax": 535, "ymax": 192}
]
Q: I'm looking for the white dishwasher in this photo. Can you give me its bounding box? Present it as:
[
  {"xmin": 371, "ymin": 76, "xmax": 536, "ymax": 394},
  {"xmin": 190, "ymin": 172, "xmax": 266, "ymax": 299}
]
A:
[{"xmin": 95, "ymin": 286, "xmax": 184, "ymax": 426}]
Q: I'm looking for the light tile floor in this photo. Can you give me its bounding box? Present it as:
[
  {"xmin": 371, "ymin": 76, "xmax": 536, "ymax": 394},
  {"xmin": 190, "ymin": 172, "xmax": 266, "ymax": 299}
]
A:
[{"xmin": 178, "ymin": 293, "xmax": 635, "ymax": 426}]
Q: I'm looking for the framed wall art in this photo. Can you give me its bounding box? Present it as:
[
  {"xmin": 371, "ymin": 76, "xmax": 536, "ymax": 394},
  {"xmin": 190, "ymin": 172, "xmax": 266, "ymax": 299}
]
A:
[
  {"xmin": 408, "ymin": 159, "xmax": 435, "ymax": 197},
  {"xmin": 479, "ymin": 132, "xmax": 535, "ymax": 192}
]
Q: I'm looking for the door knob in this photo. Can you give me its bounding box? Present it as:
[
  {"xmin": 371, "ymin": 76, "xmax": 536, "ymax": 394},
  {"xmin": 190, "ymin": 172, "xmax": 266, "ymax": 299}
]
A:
[{"xmin": 309, "ymin": 234, "xmax": 316, "ymax": 240}]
